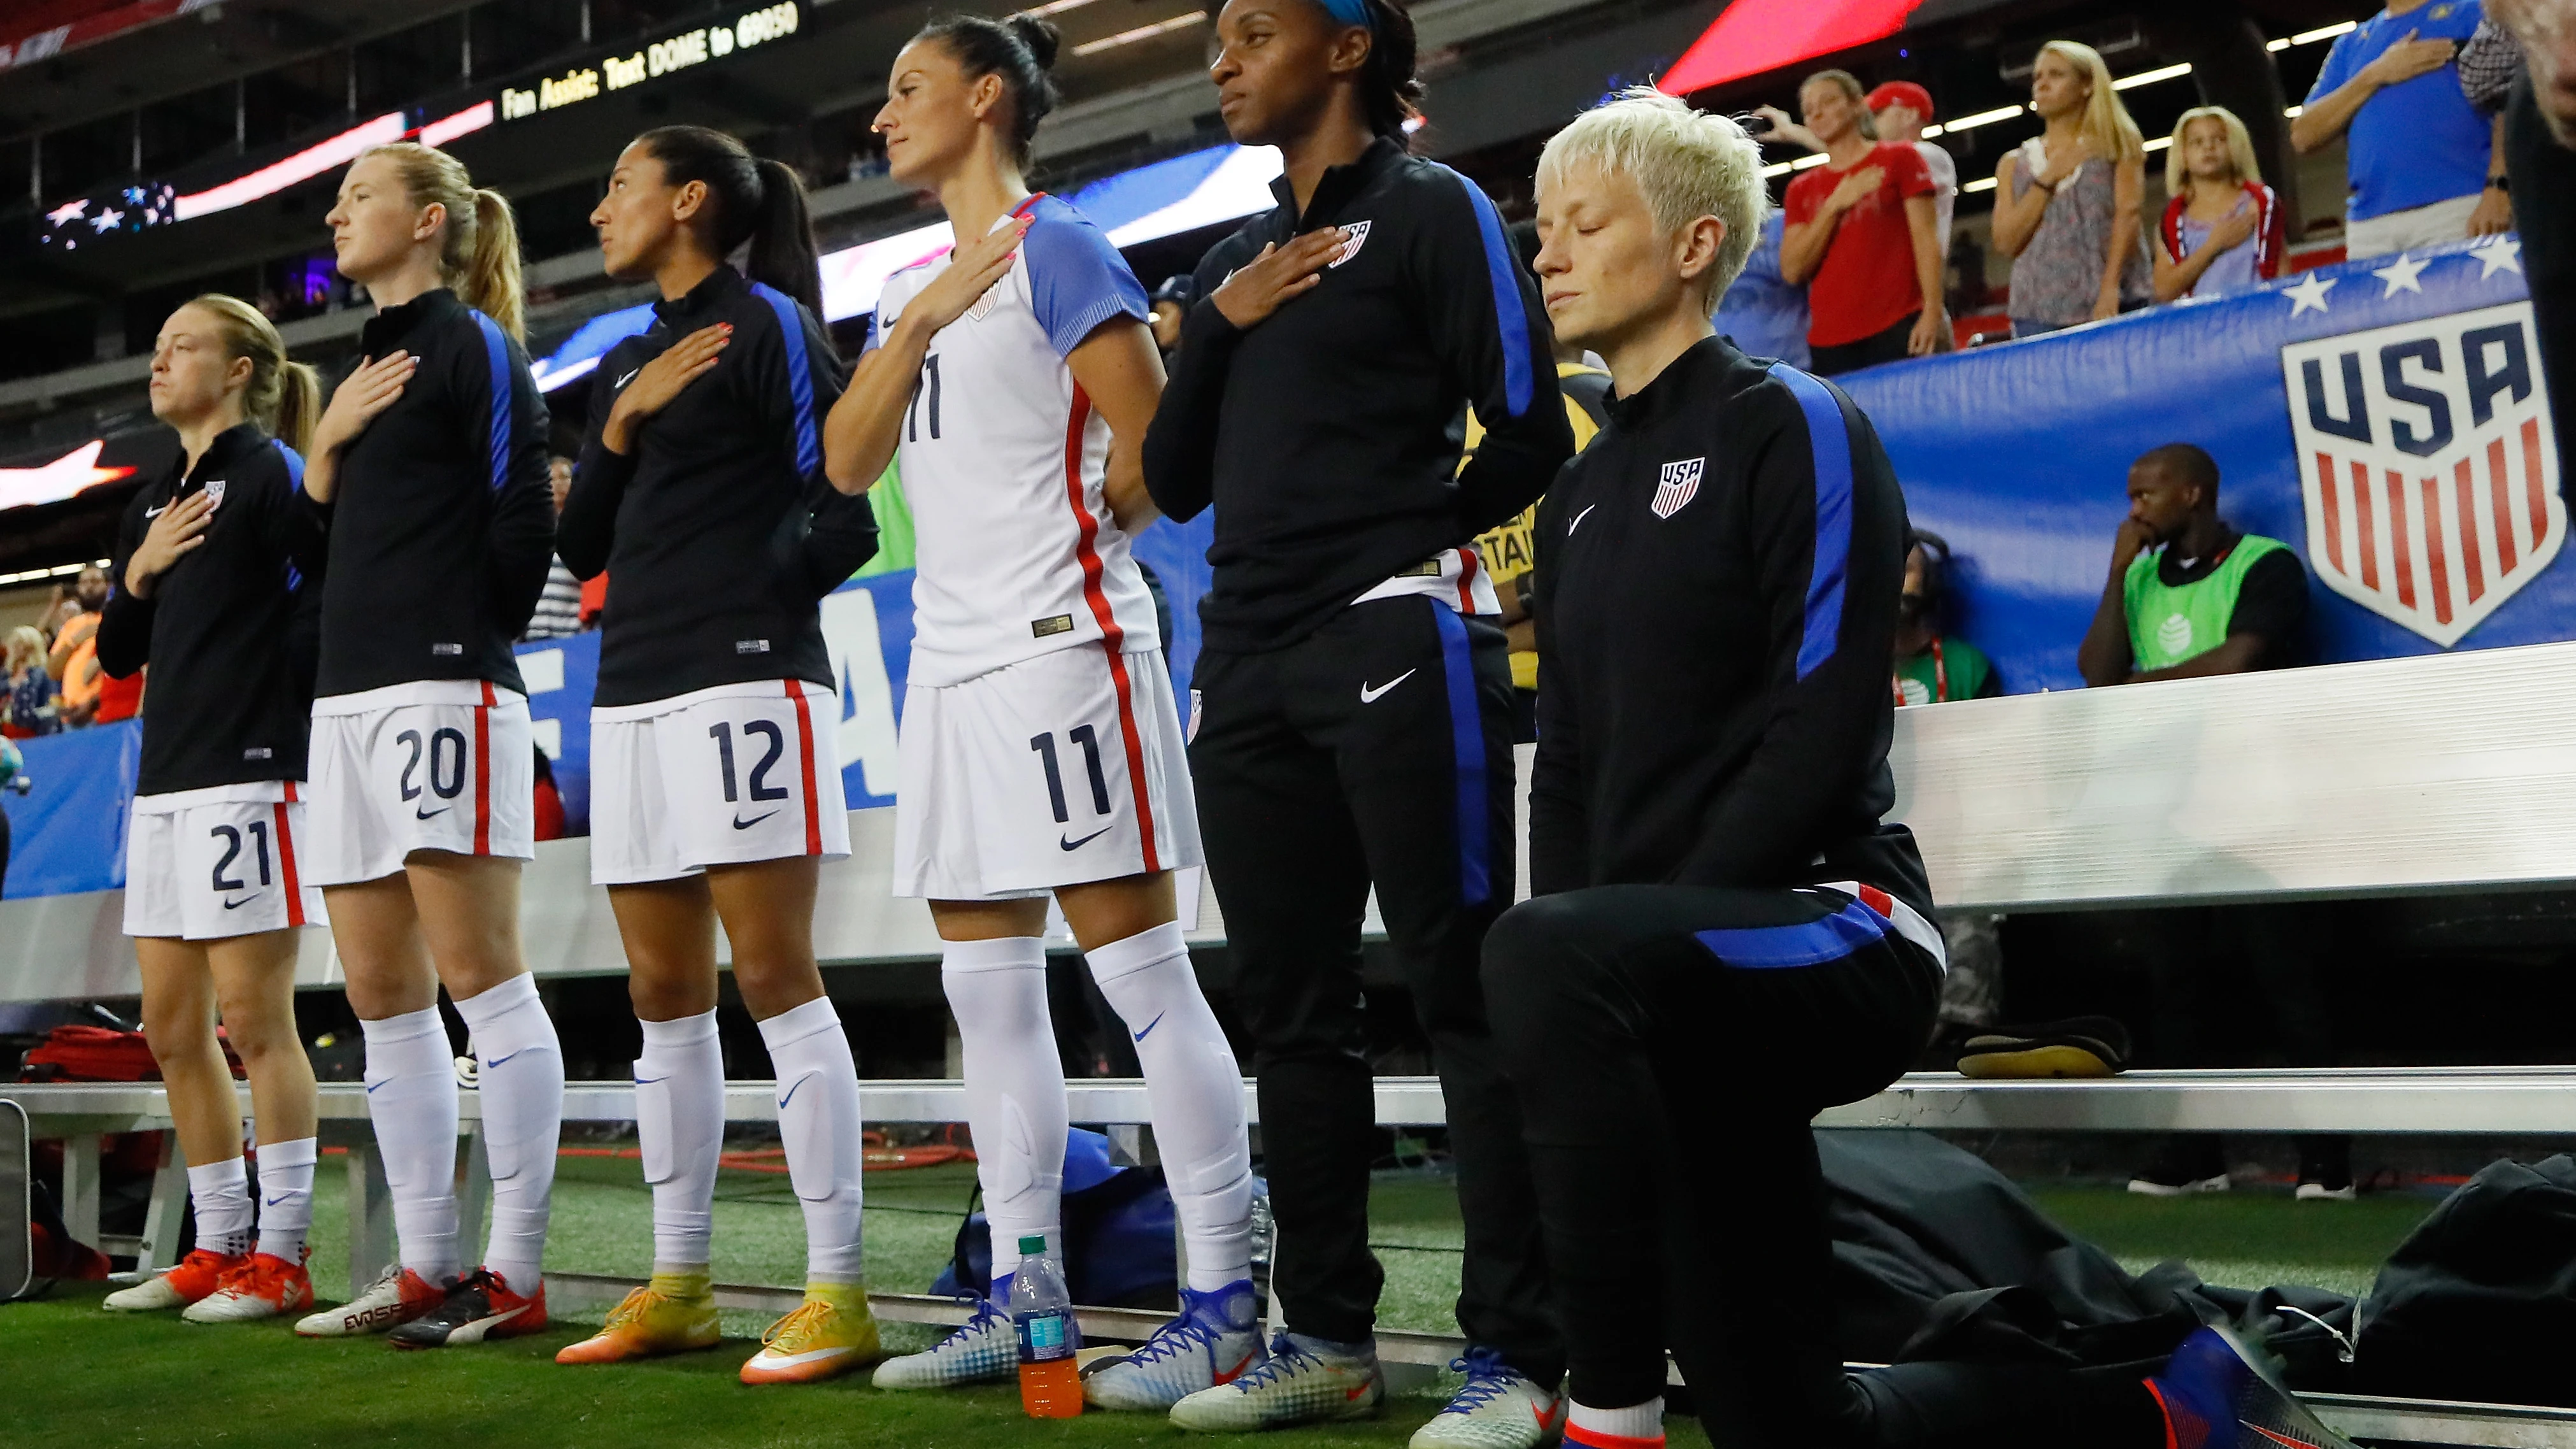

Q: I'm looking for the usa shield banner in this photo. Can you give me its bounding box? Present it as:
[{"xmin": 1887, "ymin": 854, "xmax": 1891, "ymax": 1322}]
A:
[
  {"xmin": 2280, "ymin": 301, "xmax": 2561, "ymax": 648},
  {"xmin": 1652, "ymin": 456, "xmax": 1704, "ymax": 520}
]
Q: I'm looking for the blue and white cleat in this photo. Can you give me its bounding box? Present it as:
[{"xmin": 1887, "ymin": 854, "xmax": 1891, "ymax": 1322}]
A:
[
  {"xmin": 1410, "ymin": 1346, "xmax": 1564, "ymax": 1448},
  {"xmin": 1085, "ymin": 1280, "xmax": 1267, "ymax": 1411},
  {"xmin": 2148, "ymin": 1324, "xmax": 2359, "ymax": 1449},
  {"xmin": 871, "ymin": 1295, "xmax": 1018, "ymax": 1390},
  {"xmin": 1170, "ymin": 1330, "xmax": 1384, "ymax": 1431}
]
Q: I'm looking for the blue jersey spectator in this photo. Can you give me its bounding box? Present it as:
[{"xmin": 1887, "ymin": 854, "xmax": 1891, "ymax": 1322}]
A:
[
  {"xmin": 2295, "ymin": 0, "xmax": 2512, "ymax": 257},
  {"xmin": 1716, "ymin": 210, "xmax": 1811, "ymax": 368}
]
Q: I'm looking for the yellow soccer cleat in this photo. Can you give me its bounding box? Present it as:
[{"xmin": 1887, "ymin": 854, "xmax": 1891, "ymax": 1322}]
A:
[
  {"xmin": 557, "ymin": 1272, "xmax": 722, "ymax": 1365},
  {"xmin": 739, "ymin": 1280, "xmax": 882, "ymax": 1385}
]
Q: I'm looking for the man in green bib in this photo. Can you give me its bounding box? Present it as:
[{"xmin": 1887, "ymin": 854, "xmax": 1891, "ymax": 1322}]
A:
[
  {"xmin": 2074, "ymin": 445, "xmax": 2352, "ymax": 1201},
  {"xmin": 2078, "ymin": 443, "xmax": 2307, "ymax": 685}
]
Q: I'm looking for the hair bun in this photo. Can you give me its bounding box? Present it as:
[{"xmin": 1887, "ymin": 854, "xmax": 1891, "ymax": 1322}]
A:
[{"xmin": 1006, "ymin": 13, "xmax": 1061, "ymax": 70}]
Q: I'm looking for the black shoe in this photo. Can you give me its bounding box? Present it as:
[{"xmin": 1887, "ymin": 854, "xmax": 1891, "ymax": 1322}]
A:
[
  {"xmin": 2130, "ymin": 1135, "xmax": 2231, "ymax": 1197},
  {"xmin": 2296, "ymin": 1138, "xmax": 2357, "ymax": 1202},
  {"xmin": 385, "ymin": 1267, "xmax": 550, "ymax": 1348},
  {"xmin": 1957, "ymin": 1015, "xmax": 2132, "ymax": 1078}
]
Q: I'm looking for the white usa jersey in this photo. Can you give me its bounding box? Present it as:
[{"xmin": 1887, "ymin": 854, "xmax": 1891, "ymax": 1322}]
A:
[{"xmin": 873, "ymin": 194, "xmax": 1159, "ymax": 688}]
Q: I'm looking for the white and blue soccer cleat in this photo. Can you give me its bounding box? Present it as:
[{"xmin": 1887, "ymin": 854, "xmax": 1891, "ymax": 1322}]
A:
[
  {"xmin": 1409, "ymin": 1346, "xmax": 1565, "ymax": 1448},
  {"xmin": 1085, "ymin": 1280, "xmax": 1267, "ymax": 1411},
  {"xmin": 1169, "ymin": 1329, "xmax": 1384, "ymax": 1431},
  {"xmin": 871, "ymin": 1294, "xmax": 1018, "ymax": 1390}
]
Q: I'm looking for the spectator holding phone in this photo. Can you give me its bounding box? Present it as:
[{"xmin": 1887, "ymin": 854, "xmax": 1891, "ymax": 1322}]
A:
[
  {"xmin": 2153, "ymin": 107, "xmax": 2288, "ymax": 301},
  {"xmin": 1778, "ymin": 69, "xmax": 1948, "ymax": 373}
]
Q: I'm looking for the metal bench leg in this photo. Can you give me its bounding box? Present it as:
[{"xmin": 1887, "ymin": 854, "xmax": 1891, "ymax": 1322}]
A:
[
  {"xmin": 132, "ymin": 1132, "xmax": 189, "ymax": 1274},
  {"xmin": 457, "ymin": 1127, "xmax": 490, "ymax": 1269},
  {"xmin": 60, "ymin": 1134, "xmax": 101, "ymax": 1248},
  {"xmin": 346, "ymin": 1142, "xmax": 394, "ymax": 1291}
]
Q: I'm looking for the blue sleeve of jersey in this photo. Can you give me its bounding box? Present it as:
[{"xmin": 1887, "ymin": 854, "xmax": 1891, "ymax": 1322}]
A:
[
  {"xmin": 1023, "ymin": 204, "xmax": 1151, "ymax": 360},
  {"xmin": 2307, "ymin": 29, "xmax": 2358, "ymax": 102}
]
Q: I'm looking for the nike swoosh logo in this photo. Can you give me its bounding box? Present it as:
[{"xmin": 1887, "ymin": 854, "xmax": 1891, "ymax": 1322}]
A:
[
  {"xmin": 365, "ymin": 1079, "xmax": 388, "ymax": 1094},
  {"xmin": 1060, "ymin": 827, "xmax": 1110, "ymax": 851},
  {"xmin": 1359, "ymin": 669, "xmax": 1416, "ymax": 704},
  {"xmin": 483, "ymin": 1050, "xmax": 520, "ymax": 1068},
  {"xmin": 633, "ymin": 1074, "xmax": 668, "ymax": 1085},
  {"xmin": 1346, "ymin": 1382, "xmax": 1373, "ymax": 1402},
  {"xmin": 757, "ymin": 1343, "xmax": 859, "ymax": 1367},
  {"xmin": 221, "ymin": 894, "xmax": 260, "ymax": 910},
  {"xmin": 266, "ymin": 1194, "xmax": 292, "ymax": 1206},
  {"xmin": 1214, "ymin": 1349, "xmax": 1256, "ymax": 1385},
  {"xmin": 415, "ymin": 806, "xmax": 448, "ymax": 820},
  {"xmin": 776, "ymin": 1074, "xmax": 810, "ymax": 1111},
  {"xmin": 145, "ymin": 504, "xmax": 168, "ymax": 517},
  {"xmin": 1568, "ymin": 503, "xmax": 1597, "ymax": 534},
  {"xmin": 732, "ymin": 811, "xmax": 779, "ymax": 830},
  {"xmin": 614, "ymin": 368, "xmax": 639, "ymax": 389},
  {"xmin": 1132, "ymin": 1011, "xmax": 1165, "ymax": 1043}
]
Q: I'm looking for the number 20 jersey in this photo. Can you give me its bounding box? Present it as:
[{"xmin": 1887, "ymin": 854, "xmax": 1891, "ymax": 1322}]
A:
[{"xmin": 871, "ymin": 195, "xmax": 1160, "ymax": 688}]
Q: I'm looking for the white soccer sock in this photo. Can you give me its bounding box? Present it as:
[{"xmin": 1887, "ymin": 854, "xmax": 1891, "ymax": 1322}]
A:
[
  {"xmin": 636, "ymin": 1010, "xmax": 723, "ymax": 1271},
  {"xmin": 455, "ymin": 973, "xmax": 564, "ymax": 1294},
  {"xmin": 757, "ymin": 995, "xmax": 866, "ymax": 1284},
  {"xmin": 1086, "ymin": 922, "xmax": 1253, "ymax": 1292},
  {"xmin": 1567, "ymin": 1397, "xmax": 1665, "ymax": 1447},
  {"xmin": 187, "ymin": 1155, "xmax": 253, "ymax": 1258},
  {"xmin": 942, "ymin": 935, "xmax": 1065, "ymax": 1294},
  {"xmin": 361, "ymin": 1007, "xmax": 461, "ymax": 1281},
  {"xmin": 253, "ymin": 1136, "xmax": 318, "ymax": 1260}
]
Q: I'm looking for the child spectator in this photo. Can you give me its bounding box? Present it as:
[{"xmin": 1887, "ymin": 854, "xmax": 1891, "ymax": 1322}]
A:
[
  {"xmin": 2154, "ymin": 107, "xmax": 2288, "ymax": 302},
  {"xmin": 4, "ymin": 625, "xmax": 57, "ymax": 738},
  {"xmin": 1779, "ymin": 69, "xmax": 1947, "ymax": 373},
  {"xmin": 1991, "ymin": 41, "xmax": 2150, "ymax": 336}
]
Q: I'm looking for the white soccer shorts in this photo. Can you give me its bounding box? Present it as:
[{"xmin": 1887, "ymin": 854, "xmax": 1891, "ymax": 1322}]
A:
[
  {"xmin": 893, "ymin": 644, "xmax": 1202, "ymax": 901},
  {"xmin": 588, "ymin": 679, "xmax": 852, "ymax": 887},
  {"xmin": 124, "ymin": 783, "xmax": 328, "ymax": 940},
  {"xmin": 305, "ymin": 682, "xmax": 537, "ymax": 887}
]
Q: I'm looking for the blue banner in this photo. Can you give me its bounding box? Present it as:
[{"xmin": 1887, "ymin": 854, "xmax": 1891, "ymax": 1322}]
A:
[
  {"xmin": 0, "ymin": 720, "xmax": 139, "ymax": 899},
  {"xmin": 1839, "ymin": 234, "xmax": 2562, "ymax": 692}
]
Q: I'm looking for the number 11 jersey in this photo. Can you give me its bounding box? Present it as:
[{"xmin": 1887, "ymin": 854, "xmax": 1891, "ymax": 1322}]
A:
[{"xmin": 871, "ymin": 194, "xmax": 1160, "ymax": 688}]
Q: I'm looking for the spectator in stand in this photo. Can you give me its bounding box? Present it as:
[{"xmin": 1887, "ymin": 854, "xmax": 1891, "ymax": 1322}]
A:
[
  {"xmin": 2075, "ymin": 444, "xmax": 2349, "ymax": 1201},
  {"xmin": 530, "ymin": 744, "xmax": 566, "ymax": 842},
  {"xmin": 48, "ymin": 566, "xmax": 112, "ymax": 729},
  {"xmin": 2153, "ymin": 108, "xmax": 2288, "ymax": 302},
  {"xmin": 4, "ymin": 625, "xmax": 58, "ymax": 738},
  {"xmin": 1759, "ymin": 81, "xmax": 1958, "ymax": 262},
  {"xmin": 1779, "ymin": 69, "xmax": 1948, "ymax": 373},
  {"xmin": 1714, "ymin": 210, "xmax": 1811, "ymax": 367},
  {"xmin": 522, "ymin": 456, "xmax": 587, "ymax": 641},
  {"xmin": 1148, "ymin": 275, "xmax": 1195, "ymax": 357},
  {"xmin": 1991, "ymin": 41, "xmax": 2150, "ymax": 337},
  {"xmin": 1891, "ymin": 531, "xmax": 2001, "ymax": 706},
  {"xmin": 2294, "ymin": 0, "xmax": 2510, "ymax": 258},
  {"xmin": 2489, "ymin": 0, "xmax": 2576, "ymax": 476}
]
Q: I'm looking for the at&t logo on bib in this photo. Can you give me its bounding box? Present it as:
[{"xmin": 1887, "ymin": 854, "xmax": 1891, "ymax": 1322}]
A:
[{"xmin": 2281, "ymin": 302, "xmax": 2561, "ymax": 647}]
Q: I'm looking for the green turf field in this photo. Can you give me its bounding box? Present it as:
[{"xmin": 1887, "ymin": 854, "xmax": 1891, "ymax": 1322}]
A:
[{"xmin": 4, "ymin": 1147, "xmax": 2439, "ymax": 1448}]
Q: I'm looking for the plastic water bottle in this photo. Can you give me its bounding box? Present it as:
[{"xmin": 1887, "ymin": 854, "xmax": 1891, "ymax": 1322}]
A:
[{"xmin": 1011, "ymin": 1235, "xmax": 1083, "ymax": 1418}]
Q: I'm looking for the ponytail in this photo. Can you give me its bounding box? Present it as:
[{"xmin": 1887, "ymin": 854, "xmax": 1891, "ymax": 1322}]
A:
[
  {"xmin": 1355, "ymin": 0, "xmax": 1423, "ymax": 140},
  {"xmin": 183, "ymin": 293, "xmax": 318, "ymax": 454},
  {"xmin": 634, "ymin": 127, "xmax": 827, "ymax": 327},
  {"xmin": 464, "ymin": 189, "xmax": 527, "ymax": 341},
  {"xmin": 358, "ymin": 141, "xmax": 529, "ymax": 340}
]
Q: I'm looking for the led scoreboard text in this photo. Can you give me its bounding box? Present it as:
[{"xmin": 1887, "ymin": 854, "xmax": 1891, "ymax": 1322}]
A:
[{"xmin": 502, "ymin": 3, "xmax": 801, "ymax": 121}]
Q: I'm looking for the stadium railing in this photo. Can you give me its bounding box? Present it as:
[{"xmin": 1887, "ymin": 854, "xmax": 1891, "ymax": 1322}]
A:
[{"xmin": 10, "ymin": 641, "xmax": 2576, "ymax": 1443}]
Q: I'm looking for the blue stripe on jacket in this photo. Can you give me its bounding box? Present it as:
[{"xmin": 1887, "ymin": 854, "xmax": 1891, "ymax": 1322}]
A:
[
  {"xmin": 1770, "ymin": 363, "xmax": 1855, "ymax": 681},
  {"xmin": 750, "ymin": 282, "xmax": 823, "ymax": 479},
  {"xmin": 1694, "ymin": 899, "xmax": 1888, "ymax": 969},
  {"xmin": 1430, "ymin": 603, "xmax": 1492, "ymax": 908},
  {"xmin": 1434, "ymin": 163, "xmax": 1534, "ymax": 420},
  {"xmin": 470, "ymin": 311, "xmax": 514, "ymax": 496}
]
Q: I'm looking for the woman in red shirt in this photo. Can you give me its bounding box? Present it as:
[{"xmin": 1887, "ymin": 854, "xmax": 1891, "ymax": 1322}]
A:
[{"xmin": 1779, "ymin": 69, "xmax": 1948, "ymax": 375}]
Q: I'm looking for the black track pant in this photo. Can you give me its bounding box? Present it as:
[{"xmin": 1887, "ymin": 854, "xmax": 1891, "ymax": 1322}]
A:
[
  {"xmin": 1483, "ymin": 885, "xmax": 2169, "ymax": 1447},
  {"xmin": 1192, "ymin": 597, "xmax": 1557, "ymax": 1380}
]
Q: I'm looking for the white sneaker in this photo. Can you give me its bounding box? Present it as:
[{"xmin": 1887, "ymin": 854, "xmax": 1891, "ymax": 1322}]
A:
[
  {"xmin": 1411, "ymin": 1348, "xmax": 1564, "ymax": 1448},
  {"xmin": 1170, "ymin": 1331, "xmax": 1384, "ymax": 1432},
  {"xmin": 1085, "ymin": 1281, "xmax": 1266, "ymax": 1411},
  {"xmin": 871, "ymin": 1297, "xmax": 1018, "ymax": 1389},
  {"xmin": 292, "ymin": 1263, "xmax": 446, "ymax": 1337},
  {"xmin": 102, "ymin": 1249, "xmax": 241, "ymax": 1312}
]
